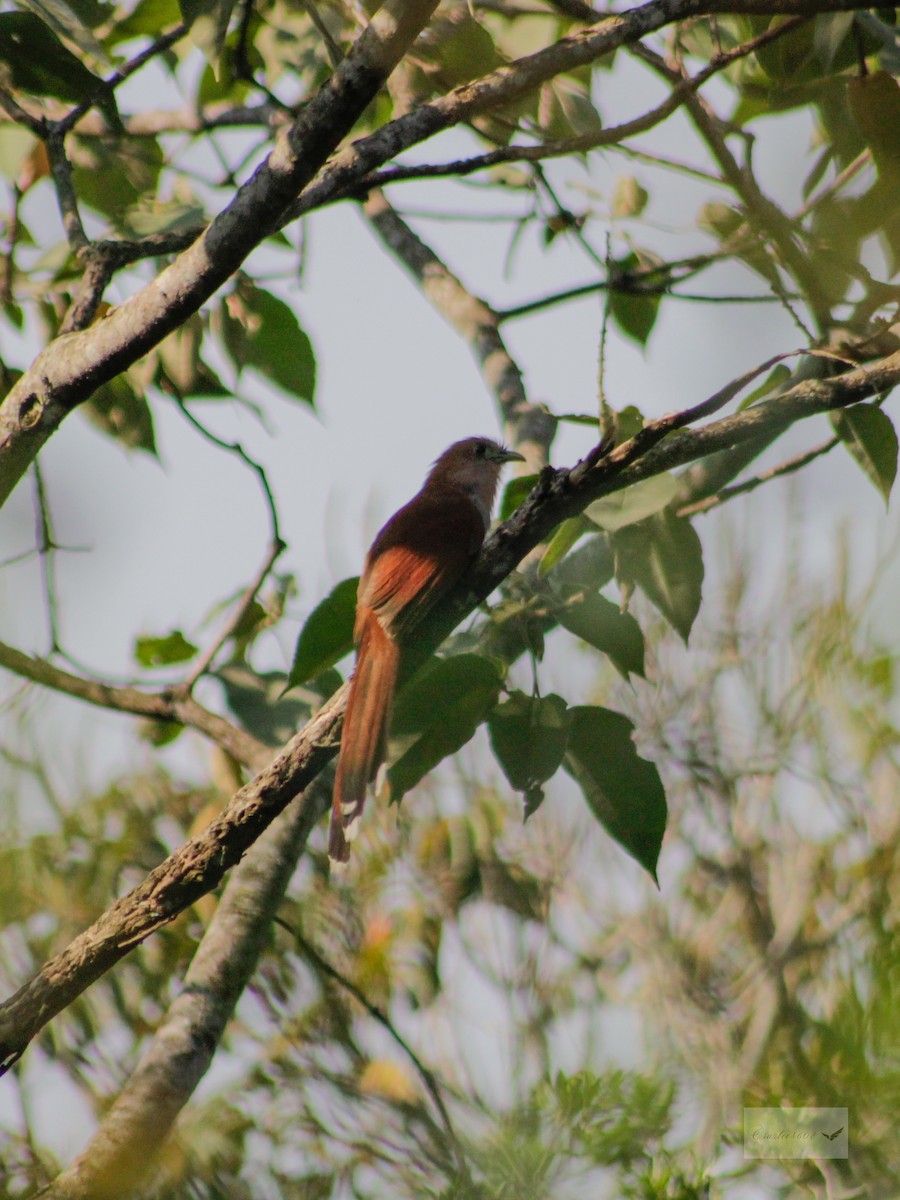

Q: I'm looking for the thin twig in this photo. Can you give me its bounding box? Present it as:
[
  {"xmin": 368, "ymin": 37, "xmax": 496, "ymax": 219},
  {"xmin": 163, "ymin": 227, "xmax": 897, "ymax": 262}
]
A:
[
  {"xmin": 0, "ymin": 85, "xmax": 43, "ymax": 133},
  {"xmin": 59, "ymin": 248, "xmax": 116, "ymax": 333},
  {"xmin": 55, "ymin": 24, "xmax": 190, "ymax": 136},
  {"xmin": 0, "ymin": 183, "xmax": 21, "ymax": 305},
  {"xmin": 32, "ymin": 461, "xmax": 61, "ymax": 654},
  {"xmin": 180, "ymin": 537, "xmax": 286, "ymax": 692},
  {"xmin": 0, "ymin": 638, "xmax": 272, "ymax": 770},
  {"xmin": 173, "ymin": 396, "xmax": 282, "ymax": 545},
  {"xmin": 632, "ymin": 39, "xmax": 825, "ymax": 337},
  {"xmin": 350, "ymin": 14, "xmax": 809, "ymax": 200},
  {"xmin": 44, "ymin": 129, "xmax": 88, "ymax": 253},
  {"xmin": 676, "ymin": 436, "xmax": 840, "ymax": 517},
  {"xmin": 498, "ymin": 277, "xmax": 801, "ymax": 321}
]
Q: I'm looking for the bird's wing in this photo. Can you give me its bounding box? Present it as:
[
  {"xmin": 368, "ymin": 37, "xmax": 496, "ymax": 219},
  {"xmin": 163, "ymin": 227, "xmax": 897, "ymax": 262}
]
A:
[{"xmin": 358, "ymin": 491, "xmax": 487, "ymax": 634}]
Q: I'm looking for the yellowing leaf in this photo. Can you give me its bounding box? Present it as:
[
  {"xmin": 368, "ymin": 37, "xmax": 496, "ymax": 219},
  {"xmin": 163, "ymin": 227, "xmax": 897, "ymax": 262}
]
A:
[{"xmin": 359, "ymin": 1060, "xmax": 417, "ymax": 1103}]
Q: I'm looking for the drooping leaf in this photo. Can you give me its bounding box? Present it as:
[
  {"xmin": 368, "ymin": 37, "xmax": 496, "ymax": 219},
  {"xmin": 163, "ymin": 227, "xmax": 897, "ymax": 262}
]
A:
[
  {"xmin": 220, "ymin": 282, "xmax": 316, "ymax": 407},
  {"xmin": 554, "ymin": 532, "xmax": 615, "ymax": 592},
  {"xmin": 286, "ymin": 577, "xmax": 358, "ymax": 690},
  {"xmin": 0, "ymin": 13, "xmax": 107, "ymax": 105},
  {"xmin": 488, "ymin": 691, "xmax": 570, "ymax": 815},
  {"xmin": 611, "ymin": 176, "xmax": 648, "ymax": 218},
  {"xmin": 180, "ymin": 0, "xmax": 239, "ymax": 74},
  {"xmin": 556, "ymin": 590, "xmax": 645, "ymax": 678},
  {"xmin": 832, "ymin": 404, "xmax": 898, "ymax": 505},
  {"xmin": 738, "ymin": 363, "xmax": 792, "ymax": 409},
  {"xmin": 388, "ymin": 655, "xmax": 505, "ymax": 803},
  {"xmin": 539, "ymin": 73, "xmax": 603, "ymax": 140},
  {"xmin": 72, "ymin": 134, "xmax": 164, "ymax": 223},
  {"xmin": 564, "ymin": 705, "xmax": 667, "ymax": 881},
  {"xmin": 435, "ymin": 14, "xmax": 505, "ymax": 88},
  {"xmin": 217, "ymin": 663, "xmax": 311, "ymax": 746},
  {"xmin": 539, "ymin": 517, "xmax": 590, "ymax": 576},
  {"xmin": 84, "ymin": 374, "xmax": 157, "ymax": 454},
  {"xmin": 156, "ymin": 314, "xmax": 228, "ymax": 399},
  {"xmin": 134, "ymin": 630, "xmax": 198, "ymax": 668},
  {"xmin": 22, "ymin": 0, "xmax": 110, "ymax": 63},
  {"xmin": 612, "ymin": 512, "xmax": 704, "ymax": 642},
  {"xmin": 848, "ymin": 72, "xmax": 900, "ymax": 186},
  {"xmin": 608, "ymin": 253, "xmax": 661, "ymax": 348},
  {"xmin": 585, "ymin": 474, "xmax": 678, "ymax": 532}
]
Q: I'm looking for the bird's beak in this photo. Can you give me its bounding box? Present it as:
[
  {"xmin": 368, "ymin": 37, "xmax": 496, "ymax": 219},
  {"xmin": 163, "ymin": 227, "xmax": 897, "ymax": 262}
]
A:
[{"xmin": 490, "ymin": 446, "xmax": 526, "ymax": 464}]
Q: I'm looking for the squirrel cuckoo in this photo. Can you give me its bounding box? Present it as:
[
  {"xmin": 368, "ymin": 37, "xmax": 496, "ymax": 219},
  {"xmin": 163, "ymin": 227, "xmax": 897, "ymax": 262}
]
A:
[{"xmin": 329, "ymin": 437, "xmax": 524, "ymax": 864}]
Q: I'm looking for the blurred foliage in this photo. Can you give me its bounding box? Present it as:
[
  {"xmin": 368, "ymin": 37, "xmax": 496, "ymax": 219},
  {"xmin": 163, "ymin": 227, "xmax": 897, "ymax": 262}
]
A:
[{"xmin": 2, "ymin": 529, "xmax": 899, "ymax": 1198}]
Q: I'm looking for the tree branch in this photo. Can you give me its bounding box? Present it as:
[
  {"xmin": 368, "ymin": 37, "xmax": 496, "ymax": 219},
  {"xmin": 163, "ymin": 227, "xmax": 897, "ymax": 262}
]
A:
[
  {"xmin": 0, "ymin": 0, "xmax": 441, "ymax": 510},
  {"xmin": 361, "ymin": 190, "xmax": 555, "ymax": 463},
  {"xmin": 0, "ymin": 347, "xmax": 895, "ymax": 1072},
  {"xmin": 351, "ymin": 13, "xmax": 805, "ymax": 194},
  {"xmin": 0, "ymin": 641, "xmax": 271, "ymax": 771},
  {"xmin": 40, "ymin": 778, "xmax": 329, "ymax": 1200},
  {"xmin": 0, "ymin": 0, "xmax": 873, "ymax": 513}
]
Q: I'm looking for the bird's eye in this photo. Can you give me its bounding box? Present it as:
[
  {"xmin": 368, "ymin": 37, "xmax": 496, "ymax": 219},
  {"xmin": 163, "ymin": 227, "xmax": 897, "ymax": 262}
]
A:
[{"xmin": 475, "ymin": 442, "xmax": 487, "ymax": 457}]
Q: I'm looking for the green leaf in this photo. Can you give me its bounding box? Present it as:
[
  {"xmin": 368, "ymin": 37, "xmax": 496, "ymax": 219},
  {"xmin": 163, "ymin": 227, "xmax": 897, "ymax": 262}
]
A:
[
  {"xmin": 72, "ymin": 134, "xmax": 164, "ymax": 223},
  {"xmin": 608, "ymin": 254, "xmax": 661, "ymax": 347},
  {"xmin": 22, "ymin": 0, "xmax": 110, "ymax": 63},
  {"xmin": 0, "ymin": 12, "xmax": 108, "ymax": 104},
  {"xmin": 286, "ymin": 577, "xmax": 358, "ymax": 689},
  {"xmin": 389, "ymin": 655, "xmax": 505, "ymax": 803},
  {"xmin": 498, "ymin": 473, "xmax": 538, "ymax": 521},
  {"xmin": 612, "ymin": 512, "xmax": 704, "ymax": 642},
  {"xmin": 814, "ymin": 11, "xmax": 855, "ymax": 70},
  {"xmin": 848, "ymin": 72, "xmax": 900, "ymax": 185},
  {"xmin": 221, "ymin": 283, "xmax": 316, "ymax": 407},
  {"xmin": 156, "ymin": 314, "xmax": 228, "ymax": 399},
  {"xmin": 84, "ymin": 374, "xmax": 156, "ymax": 454},
  {"xmin": 832, "ymin": 404, "xmax": 898, "ymax": 505},
  {"xmin": 134, "ymin": 630, "xmax": 198, "ymax": 668},
  {"xmin": 488, "ymin": 691, "xmax": 570, "ymax": 814},
  {"xmin": 217, "ymin": 663, "xmax": 311, "ymax": 746},
  {"xmin": 0, "ymin": 127, "xmax": 38, "ymax": 184},
  {"xmin": 139, "ymin": 717, "xmax": 185, "ymax": 747},
  {"xmin": 585, "ymin": 474, "xmax": 678, "ymax": 532},
  {"xmin": 564, "ymin": 706, "xmax": 667, "ymax": 881},
  {"xmin": 109, "ymin": 0, "xmax": 181, "ymax": 45},
  {"xmin": 539, "ymin": 516, "xmax": 590, "ymax": 576},
  {"xmin": 556, "ymin": 590, "xmax": 645, "ymax": 678},
  {"xmin": 436, "ymin": 14, "xmax": 504, "ymax": 87},
  {"xmin": 0, "ymin": 12, "xmax": 122, "ymax": 130},
  {"xmin": 124, "ymin": 199, "xmax": 206, "ymax": 238},
  {"xmin": 738, "ymin": 362, "xmax": 791, "ymax": 409},
  {"xmin": 611, "ymin": 176, "xmax": 648, "ymax": 218},
  {"xmin": 180, "ymin": 0, "xmax": 239, "ymax": 74}
]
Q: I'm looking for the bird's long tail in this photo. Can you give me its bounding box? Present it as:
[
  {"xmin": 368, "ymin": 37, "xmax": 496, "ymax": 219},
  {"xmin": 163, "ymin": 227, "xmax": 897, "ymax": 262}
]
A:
[{"xmin": 330, "ymin": 610, "xmax": 400, "ymax": 864}]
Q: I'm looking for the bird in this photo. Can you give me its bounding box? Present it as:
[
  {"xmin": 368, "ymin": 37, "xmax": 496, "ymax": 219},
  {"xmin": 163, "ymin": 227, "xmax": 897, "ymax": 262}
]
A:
[{"xmin": 329, "ymin": 437, "xmax": 525, "ymax": 865}]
